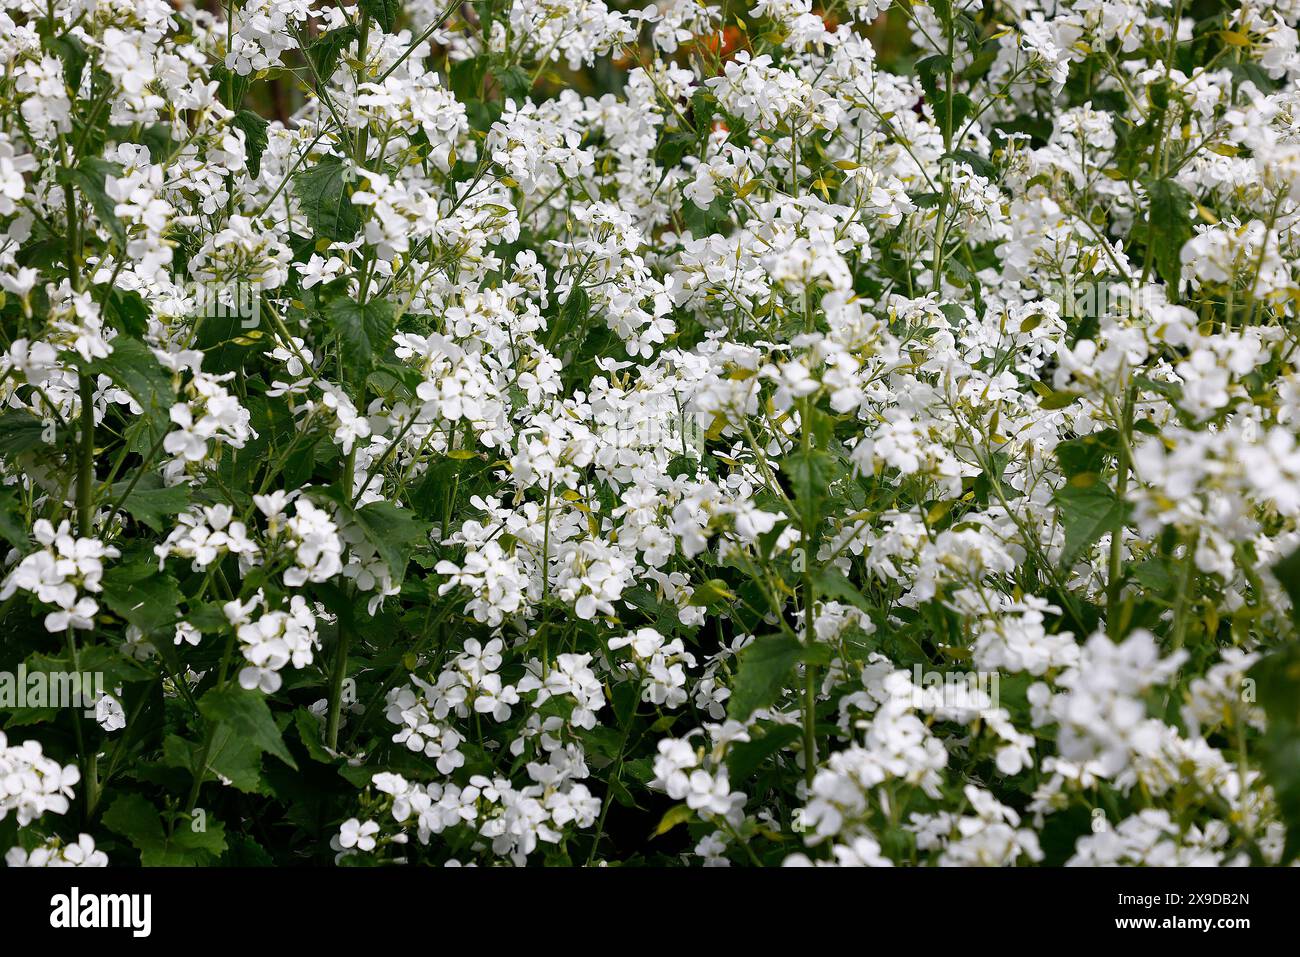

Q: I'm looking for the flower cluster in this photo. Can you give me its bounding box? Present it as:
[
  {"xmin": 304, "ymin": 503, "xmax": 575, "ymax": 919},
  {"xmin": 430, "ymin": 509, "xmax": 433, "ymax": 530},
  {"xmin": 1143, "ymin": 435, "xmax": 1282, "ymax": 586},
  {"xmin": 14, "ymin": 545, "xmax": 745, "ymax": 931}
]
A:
[
  {"xmin": 0, "ymin": 732, "xmax": 80, "ymax": 829},
  {"xmin": 5, "ymin": 833, "xmax": 107, "ymax": 867},
  {"xmin": 1, "ymin": 0, "xmax": 1299, "ymax": 869}
]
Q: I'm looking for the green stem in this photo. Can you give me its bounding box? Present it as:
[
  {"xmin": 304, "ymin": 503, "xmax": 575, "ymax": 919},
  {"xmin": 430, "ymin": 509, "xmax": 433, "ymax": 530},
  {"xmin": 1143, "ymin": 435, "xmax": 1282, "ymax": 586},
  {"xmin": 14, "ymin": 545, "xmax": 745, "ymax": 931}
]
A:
[
  {"xmin": 325, "ymin": 625, "xmax": 352, "ymax": 751},
  {"xmin": 799, "ymin": 292, "xmax": 818, "ymax": 789},
  {"xmin": 1169, "ymin": 530, "xmax": 1200, "ymax": 652},
  {"xmin": 65, "ymin": 629, "xmax": 98, "ymax": 823},
  {"xmin": 539, "ymin": 476, "xmax": 554, "ymax": 676},
  {"xmin": 930, "ymin": 15, "xmax": 955, "ymax": 292},
  {"xmin": 77, "ymin": 376, "xmax": 95, "ymax": 533},
  {"xmin": 1106, "ymin": 385, "xmax": 1134, "ymax": 637},
  {"xmin": 185, "ymin": 628, "xmax": 236, "ymax": 814},
  {"xmin": 322, "ymin": 6, "xmax": 374, "ymax": 753}
]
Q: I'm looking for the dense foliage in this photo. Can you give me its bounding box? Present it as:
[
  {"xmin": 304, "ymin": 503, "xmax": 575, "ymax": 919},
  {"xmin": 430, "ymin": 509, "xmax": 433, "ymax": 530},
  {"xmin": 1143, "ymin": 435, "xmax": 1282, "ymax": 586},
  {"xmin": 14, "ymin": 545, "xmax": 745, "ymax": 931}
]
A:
[{"xmin": 2, "ymin": 0, "xmax": 1300, "ymax": 867}]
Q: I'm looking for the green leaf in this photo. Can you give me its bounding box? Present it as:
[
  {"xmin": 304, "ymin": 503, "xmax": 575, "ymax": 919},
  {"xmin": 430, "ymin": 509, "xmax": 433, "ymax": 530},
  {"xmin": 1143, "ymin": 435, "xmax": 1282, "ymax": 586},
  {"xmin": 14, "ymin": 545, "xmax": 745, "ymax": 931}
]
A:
[
  {"xmin": 650, "ymin": 713, "xmax": 678, "ymax": 732},
  {"xmin": 133, "ymin": 124, "xmax": 177, "ymax": 163},
  {"xmin": 293, "ymin": 156, "xmax": 361, "ymax": 241},
  {"xmin": 198, "ymin": 684, "xmax": 298, "ymax": 770},
  {"xmin": 101, "ymin": 561, "xmax": 182, "ymax": 633},
  {"xmin": 185, "ymin": 601, "xmax": 231, "ymax": 634},
  {"xmin": 232, "ymin": 110, "xmax": 270, "ymax": 178},
  {"xmin": 1054, "ymin": 478, "xmax": 1126, "ymax": 564},
  {"xmin": 653, "ymin": 803, "xmax": 694, "ymax": 837},
  {"xmin": 210, "ymin": 61, "xmax": 250, "ymax": 111},
  {"xmin": 781, "ymin": 448, "xmax": 836, "ymax": 531},
  {"xmin": 1142, "ymin": 177, "xmax": 1194, "ymax": 288},
  {"xmin": 1053, "ymin": 430, "xmax": 1117, "ymax": 478},
  {"xmin": 1038, "ymin": 390, "xmax": 1081, "ymax": 410},
  {"xmin": 22, "ymin": 645, "xmax": 152, "ymax": 693},
  {"xmin": 450, "ymin": 56, "xmax": 486, "ymax": 102},
  {"xmin": 1249, "ymin": 638, "xmax": 1300, "ymax": 863},
  {"xmin": 351, "ymin": 500, "xmax": 430, "ymax": 583},
  {"xmin": 102, "ymin": 287, "xmax": 150, "ymax": 338},
  {"xmin": 1271, "ymin": 547, "xmax": 1300, "ymax": 613},
  {"xmin": 0, "ymin": 486, "xmax": 25, "ymax": 547},
  {"xmin": 915, "ymin": 55, "xmax": 971, "ymax": 137},
  {"xmin": 655, "ymin": 131, "xmax": 695, "ymax": 170},
  {"xmin": 727, "ymin": 633, "xmax": 804, "ymax": 721},
  {"xmin": 0, "ymin": 410, "xmax": 48, "ymax": 456},
  {"xmin": 690, "ymin": 89, "xmax": 716, "ymax": 142},
  {"xmin": 561, "ymin": 285, "xmax": 589, "ymax": 328},
  {"xmin": 727, "ymin": 724, "xmax": 802, "ymax": 782},
  {"xmin": 499, "ymin": 65, "xmax": 532, "ymax": 103},
  {"xmin": 323, "ymin": 295, "xmax": 397, "ymax": 370},
  {"xmin": 223, "ymin": 834, "xmax": 275, "ymax": 866},
  {"xmin": 16, "ymin": 222, "xmax": 67, "ymax": 270},
  {"xmin": 192, "ymin": 306, "xmax": 264, "ymax": 378},
  {"xmin": 307, "ymin": 25, "xmax": 357, "ymax": 81},
  {"xmin": 811, "ymin": 568, "xmax": 873, "ymax": 614},
  {"xmin": 88, "ymin": 336, "xmax": 174, "ymax": 448},
  {"xmin": 683, "ymin": 195, "xmax": 731, "ymax": 237},
  {"xmin": 358, "ymin": 0, "xmax": 402, "ymax": 31},
  {"xmin": 102, "ymin": 793, "xmax": 227, "ymax": 866},
  {"xmin": 164, "ymin": 731, "xmax": 265, "ymax": 795},
  {"xmin": 90, "ymin": 336, "xmax": 171, "ymax": 405},
  {"xmin": 950, "ymin": 148, "xmax": 995, "ymax": 180},
  {"xmin": 1130, "ymin": 557, "xmax": 1175, "ymax": 597},
  {"xmin": 108, "ymin": 476, "xmax": 190, "ymax": 531},
  {"xmin": 58, "ymin": 158, "xmax": 126, "ymax": 247},
  {"xmin": 206, "ymin": 726, "xmax": 270, "ymax": 794},
  {"xmin": 689, "ymin": 577, "xmax": 735, "ymax": 608},
  {"xmin": 294, "ymin": 708, "xmax": 337, "ymax": 763},
  {"xmin": 47, "ymin": 33, "xmax": 87, "ymax": 89}
]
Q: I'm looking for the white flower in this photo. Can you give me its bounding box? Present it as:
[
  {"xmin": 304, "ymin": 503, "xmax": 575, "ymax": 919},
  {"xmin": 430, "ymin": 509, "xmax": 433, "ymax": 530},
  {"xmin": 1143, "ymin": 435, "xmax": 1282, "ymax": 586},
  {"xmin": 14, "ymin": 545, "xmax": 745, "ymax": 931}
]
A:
[{"xmin": 337, "ymin": 818, "xmax": 380, "ymax": 853}]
